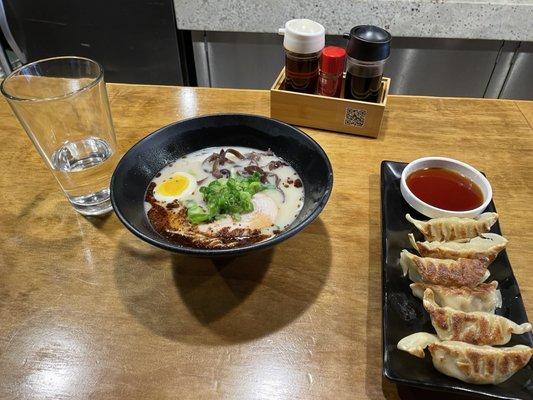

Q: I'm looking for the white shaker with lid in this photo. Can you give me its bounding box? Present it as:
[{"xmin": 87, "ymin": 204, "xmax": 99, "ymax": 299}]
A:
[{"xmin": 278, "ymin": 19, "xmax": 325, "ymax": 93}]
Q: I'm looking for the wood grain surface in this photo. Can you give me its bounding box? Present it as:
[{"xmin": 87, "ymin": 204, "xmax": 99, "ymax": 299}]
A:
[
  {"xmin": 0, "ymin": 84, "xmax": 532, "ymax": 400},
  {"xmin": 270, "ymin": 69, "xmax": 389, "ymax": 137}
]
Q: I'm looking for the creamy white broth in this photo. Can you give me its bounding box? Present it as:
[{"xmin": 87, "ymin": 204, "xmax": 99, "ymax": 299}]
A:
[{"xmin": 145, "ymin": 146, "xmax": 305, "ymax": 248}]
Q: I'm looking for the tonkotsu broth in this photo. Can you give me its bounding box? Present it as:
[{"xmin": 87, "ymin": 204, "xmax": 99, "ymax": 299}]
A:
[{"xmin": 144, "ymin": 146, "xmax": 305, "ymax": 249}]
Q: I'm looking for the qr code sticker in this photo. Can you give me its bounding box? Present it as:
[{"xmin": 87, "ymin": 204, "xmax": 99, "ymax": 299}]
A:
[{"xmin": 344, "ymin": 108, "xmax": 367, "ymax": 127}]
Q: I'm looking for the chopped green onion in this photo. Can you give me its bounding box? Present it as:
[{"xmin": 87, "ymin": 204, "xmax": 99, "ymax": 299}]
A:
[{"xmin": 186, "ymin": 172, "xmax": 269, "ymax": 224}]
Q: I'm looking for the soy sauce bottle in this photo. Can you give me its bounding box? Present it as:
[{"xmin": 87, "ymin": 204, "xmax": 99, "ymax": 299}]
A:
[
  {"xmin": 344, "ymin": 26, "xmax": 391, "ymax": 103},
  {"xmin": 284, "ymin": 50, "xmax": 321, "ymax": 93},
  {"xmin": 279, "ymin": 19, "xmax": 325, "ymax": 94}
]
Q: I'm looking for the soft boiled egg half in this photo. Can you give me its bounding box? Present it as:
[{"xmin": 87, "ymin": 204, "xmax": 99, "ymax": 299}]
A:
[{"xmin": 153, "ymin": 172, "xmax": 197, "ymax": 203}]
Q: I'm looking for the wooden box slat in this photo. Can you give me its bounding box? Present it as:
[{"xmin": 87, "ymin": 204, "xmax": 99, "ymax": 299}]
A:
[{"xmin": 270, "ymin": 68, "xmax": 390, "ymax": 138}]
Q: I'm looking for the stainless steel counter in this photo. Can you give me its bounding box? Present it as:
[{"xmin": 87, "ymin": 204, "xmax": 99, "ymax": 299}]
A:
[{"xmin": 191, "ymin": 32, "xmax": 533, "ymax": 100}]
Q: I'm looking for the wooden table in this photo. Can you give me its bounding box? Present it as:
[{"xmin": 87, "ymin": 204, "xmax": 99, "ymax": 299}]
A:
[{"xmin": 1, "ymin": 85, "xmax": 532, "ymax": 400}]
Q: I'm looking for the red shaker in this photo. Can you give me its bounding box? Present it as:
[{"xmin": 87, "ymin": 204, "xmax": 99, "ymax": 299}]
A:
[{"xmin": 317, "ymin": 46, "xmax": 346, "ymax": 97}]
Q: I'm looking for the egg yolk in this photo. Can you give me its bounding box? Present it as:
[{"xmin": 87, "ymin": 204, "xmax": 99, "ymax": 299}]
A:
[{"xmin": 156, "ymin": 175, "xmax": 190, "ymax": 196}]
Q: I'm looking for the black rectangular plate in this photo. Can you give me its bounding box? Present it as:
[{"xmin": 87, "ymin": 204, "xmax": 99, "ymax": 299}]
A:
[{"xmin": 381, "ymin": 160, "xmax": 533, "ymax": 400}]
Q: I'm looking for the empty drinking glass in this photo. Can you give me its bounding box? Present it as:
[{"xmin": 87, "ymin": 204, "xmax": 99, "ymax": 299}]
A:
[{"xmin": 1, "ymin": 56, "xmax": 118, "ymax": 215}]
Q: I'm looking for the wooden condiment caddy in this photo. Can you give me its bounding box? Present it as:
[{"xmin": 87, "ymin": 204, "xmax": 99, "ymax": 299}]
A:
[{"xmin": 270, "ymin": 68, "xmax": 390, "ymax": 138}]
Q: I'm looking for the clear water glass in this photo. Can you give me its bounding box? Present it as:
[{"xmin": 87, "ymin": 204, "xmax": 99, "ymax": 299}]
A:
[{"xmin": 1, "ymin": 56, "xmax": 118, "ymax": 215}]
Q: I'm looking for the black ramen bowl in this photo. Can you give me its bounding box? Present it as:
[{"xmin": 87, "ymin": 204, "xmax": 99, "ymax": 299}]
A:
[{"xmin": 110, "ymin": 114, "xmax": 333, "ymax": 256}]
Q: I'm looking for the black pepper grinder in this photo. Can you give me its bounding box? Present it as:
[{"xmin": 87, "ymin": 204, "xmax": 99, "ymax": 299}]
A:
[{"xmin": 344, "ymin": 25, "xmax": 391, "ymax": 103}]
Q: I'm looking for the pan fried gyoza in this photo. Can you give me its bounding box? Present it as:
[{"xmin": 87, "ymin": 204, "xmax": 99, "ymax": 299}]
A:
[
  {"xmin": 423, "ymin": 289, "xmax": 532, "ymax": 345},
  {"xmin": 406, "ymin": 213, "xmax": 498, "ymax": 242},
  {"xmin": 410, "ymin": 281, "xmax": 501, "ymax": 313},
  {"xmin": 397, "ymin": 332, "xmax": 440, "ymax": 358},
  {"xmin": 429, "ymin": 341, "xmax": 533, "ymax": 385},
  {"xmin": 408, "ymin": 233, "xmax": 507, "ymax": 263},
  {"xmin": 400, "ymin": 250, "xmax": 489, "ymax": 287},
  {"xmin": 397, "ymin": 332, "xmax": 533, "ymax": 385}
]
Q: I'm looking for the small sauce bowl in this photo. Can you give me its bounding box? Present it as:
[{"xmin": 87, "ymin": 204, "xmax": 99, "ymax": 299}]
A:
[{"xmin": 400, "ymin": 157, "xmax": 492, "ymax": 218}]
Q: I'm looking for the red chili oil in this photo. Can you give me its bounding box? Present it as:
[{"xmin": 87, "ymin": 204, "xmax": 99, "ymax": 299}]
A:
[{"xmin": 406, "ymin": 168, "xmax": 484, "ymax": 211}]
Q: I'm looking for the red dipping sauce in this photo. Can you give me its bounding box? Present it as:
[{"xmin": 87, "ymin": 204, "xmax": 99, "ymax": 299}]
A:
[{"xmin": 406, "ymin": 168, "xmax": 484, "ymax": 211}]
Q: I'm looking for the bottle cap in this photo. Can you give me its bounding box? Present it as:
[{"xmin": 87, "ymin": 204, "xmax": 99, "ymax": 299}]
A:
[
  {"xmin": 278, "ymin": 19, "xmax": 325, "ymax": 54},
  {"xmin": 345, "ymin": 25, "xmax": 391, "ymax": 62},
  {"xmin": 320, "ymin": 46, "xmax": 346, "ymax": 75}
]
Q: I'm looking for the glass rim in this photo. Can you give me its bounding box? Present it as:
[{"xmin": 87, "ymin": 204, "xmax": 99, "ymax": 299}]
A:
[{"xmin": 0, "ymin": 56, "xmax": 104, "ymax": 102}]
